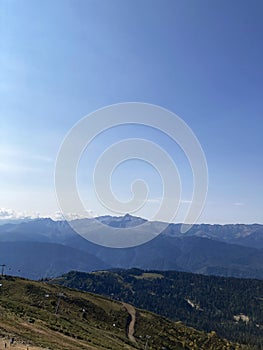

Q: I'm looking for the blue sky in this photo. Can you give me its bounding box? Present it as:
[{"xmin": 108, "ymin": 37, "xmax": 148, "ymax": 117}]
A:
[{"xmin": 1, "ymin": 0, "xmax": 262, "ymax": 223}]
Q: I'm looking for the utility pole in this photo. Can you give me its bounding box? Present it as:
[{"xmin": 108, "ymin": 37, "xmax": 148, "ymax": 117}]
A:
[{"xmin": 0, "ymin": 264, "xmax": 6, "ymax": 276}]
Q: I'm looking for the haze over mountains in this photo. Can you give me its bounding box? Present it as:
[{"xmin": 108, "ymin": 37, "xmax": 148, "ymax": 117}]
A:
[{"xmin": 0, "ymin": 214, "xmax": 262, "ymax": 280}]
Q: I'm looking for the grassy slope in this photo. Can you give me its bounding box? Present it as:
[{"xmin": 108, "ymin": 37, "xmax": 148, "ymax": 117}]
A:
[
  {"xmin": 51, "ymin": 269, "xmax": 263, "ymax": 349},
  {"xmin": 0, "ymin": 276, "xmax": 247, "ymax": 350}
]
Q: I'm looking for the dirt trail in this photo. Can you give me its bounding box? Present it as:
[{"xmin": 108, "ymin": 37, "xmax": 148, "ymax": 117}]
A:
[{"xmin": 122, "ymin": 302, "xmax": 137, "ymax": 343}]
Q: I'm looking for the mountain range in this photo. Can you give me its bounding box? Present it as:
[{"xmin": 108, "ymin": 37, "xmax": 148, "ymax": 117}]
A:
[{"xmin": 0, "ymin": 215, "xmax": 262, "ymax": 280}]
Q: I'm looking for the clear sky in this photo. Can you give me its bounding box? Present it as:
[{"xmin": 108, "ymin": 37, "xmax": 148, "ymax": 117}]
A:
[{"xmin": 1, "ymin": 0, "xmax": 262, "ymax": 223}]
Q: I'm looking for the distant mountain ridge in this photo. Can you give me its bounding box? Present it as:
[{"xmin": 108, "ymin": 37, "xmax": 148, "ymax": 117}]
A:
[
  {"xmin": 0, "ymin": 241, "xmax": 108, "ymax": 279},
  {"xmin": 0, "ymin": 215, "xmax": 262, "ymax": 280},
  {"xmin": 1, "ymin": 215, "xmax": 262, "ymax": 245}
]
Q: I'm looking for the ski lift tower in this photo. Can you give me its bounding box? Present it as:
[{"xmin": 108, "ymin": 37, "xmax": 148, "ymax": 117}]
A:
[
  {"xmin": 55, "ymin": 292, "xmax": 64, "ymax": 315},
  {"xmin": 0, "ymin": 264, "xmax": 6, "ymax": 277}
]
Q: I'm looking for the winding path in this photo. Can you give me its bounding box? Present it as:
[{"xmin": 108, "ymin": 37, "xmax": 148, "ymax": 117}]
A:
[{"xmin": 122, "ymin": 302, "xmax": 137, "ymax": 343}]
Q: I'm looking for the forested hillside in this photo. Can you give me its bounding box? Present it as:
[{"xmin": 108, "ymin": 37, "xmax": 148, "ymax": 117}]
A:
[
  {"xmin": 52, "ymin": 269, "xmax": 263, "ymax": 349},
  {"xmin": 0, "ymin": 275, "xmax": 248, "ymax": 350}
]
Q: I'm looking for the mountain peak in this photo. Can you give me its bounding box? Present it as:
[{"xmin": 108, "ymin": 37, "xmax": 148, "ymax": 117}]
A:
[
  {"xmin": 94, "ymin": 213, "xmax": 147, "ymax": 228},
  {"xmin": 122, "ymin": 213, "xmax": 137, "ymax": 220}
]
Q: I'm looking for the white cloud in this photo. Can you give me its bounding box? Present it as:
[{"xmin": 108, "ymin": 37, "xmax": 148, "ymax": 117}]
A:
[
  {"xmin": 0, "ymin": 162, "xmax": 44, "ymax": 174},
  {"xmin": 0, "ymin": 208, "xmax": 97, "ymax": 222},
  {"xmin": 180, "ymin": 199, "xmax": 192, "ymax": 204},
  {"xmin": 52, "ymin": 210, "xmax": 95, "ymax": 221},
  {"xmin": 0, "ymin": 145, "xmax": 53, "ymax": 162},
  {"xmin": 0, "ymin": 207, "xmax": 40, "ymax": 220},
  {"xmin": 146, "ymin": 198, "xmax": 192, "ymax": 204},
  {"xmin": 0, "ymin": 145, "xmax": 54, "ymax": 180},
  {"xmin": 234, "ymin": 202, "xmax": 245, "ymax": 206}
]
